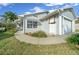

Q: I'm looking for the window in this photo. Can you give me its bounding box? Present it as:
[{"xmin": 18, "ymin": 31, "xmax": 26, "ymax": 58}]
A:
[
  {"xmin": 33, "ymin": 21, "xmax": 37, "ymax": 28},
  {"xmin": 27, "ymin": 20, "xmax": 37, "ymax": 28},
  {"xmin": 49, "ymin": 16, "xmax": 56, "ymax": 24}
]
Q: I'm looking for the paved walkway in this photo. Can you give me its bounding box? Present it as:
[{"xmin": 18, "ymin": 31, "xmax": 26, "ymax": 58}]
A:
[{"xmin": 15, "ymin": 31, "xmax": 67, "ymax": 45}]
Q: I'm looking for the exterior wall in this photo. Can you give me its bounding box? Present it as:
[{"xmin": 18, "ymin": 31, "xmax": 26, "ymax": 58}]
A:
[
  {"xmin": 22, "ymin": 10, "xmax": 75, "ymax": 35},
  {"xmin": 72, "ymin": 20, "xmax": 75, "ymax": 32},
  {"xmin": 23, "ymin": 18, "xmax": 25, "ymax": 33},
  {"xmin": 62, "ymin": 17, "xmax": 72, "ymax": 34},
  {"xmin": 75, "ymin": 24, "xmax": 79, "ymax": 30},
  {"xmin": 22, "ymin": 12, "xmax": 49, "ymax": 33},
  {"xmin": 49, "ymin": 15, "xmax": 59, "ymax": 35},
  {"xmin": 61, "ymin": 10, "xmax": 74, "ymax": 20},
  {"xmin": 40, "ymin": 20, "xmax": 49, "ymax": 34},
  {"xmin": 58, "ymin": 16, "xmax": 62, "ymax": 35},
  {"xmin": 23, "ymin": 16, "xmax": 40, "ymax": 33},
  {"xmin": 36, "ymin": 13, "xmax": 48, "ymax": 19},
  {"xmin": 59, "ymin": 10, "xmax": 75, "ymax": 35}
]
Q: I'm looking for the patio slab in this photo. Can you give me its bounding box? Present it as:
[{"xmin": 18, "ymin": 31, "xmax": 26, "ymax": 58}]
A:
[{"xmin": 15, "ymin": 31, "xmax": 67, "ymax": 45}]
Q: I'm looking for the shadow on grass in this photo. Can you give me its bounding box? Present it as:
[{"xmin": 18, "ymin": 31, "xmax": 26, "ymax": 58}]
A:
[{"xmin": 0, "ymin": 31, "xmax": 15, "ymax": 40}]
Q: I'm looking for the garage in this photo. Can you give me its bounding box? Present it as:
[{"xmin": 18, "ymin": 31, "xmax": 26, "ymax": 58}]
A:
[{"xmin": 63, "ymin": 17, "xmax": 72, "ymax": 34}]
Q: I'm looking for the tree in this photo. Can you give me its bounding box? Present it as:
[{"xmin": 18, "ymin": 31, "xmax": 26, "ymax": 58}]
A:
[
  {"xmin": 3, "ymin": 11, "xmax": 18, "ymax": 30},
  {"xmin": 3, "ymin": 11, "xmax": 18, "ymax": 23}
]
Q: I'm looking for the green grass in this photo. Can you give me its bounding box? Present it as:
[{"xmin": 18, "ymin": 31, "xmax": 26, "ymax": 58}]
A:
[
  {"xmin": 0, "ymin": 30, "xmax": 79, "ymax": 55},
  {"xmin": 0, "ymin": 29, "xmax": 15, "ymax": 40},
  {"xmin": 0, "ymin": 37, "xmax": 79, "ymax": 55}
]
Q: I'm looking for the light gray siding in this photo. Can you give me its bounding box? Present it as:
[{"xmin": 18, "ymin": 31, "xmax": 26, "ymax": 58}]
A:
[
  {"xmin": 22, "ymin": 9, "xmax": 75, "ymax": 35},
  {"xmin": 59, "ymin": 10, "xmax": 75, "ymax": 35},
  {"xmin": 23, "ymin": 12, "xmax": 49, "ymax": 33},
  {"xmin": 49, "ymin": 15, "xmax": 59, "ymax": 35},
  {"xmin": 36, "ymin": 13, "xmax": 48, "ymax": 19},
  {"xmin": 61, "ymin": 10, "xmax": 74, "ymax": 20},
  {"xmin": 23, "ymin": 16, "xmax": 39, "ymax": 33},
  {"xmin": 75, "ymin": 24, "xmax": 79, "ymax": 29},
  {"xmin": 40, "ymin": 20, "xmax": 49, "ymax": 34}
]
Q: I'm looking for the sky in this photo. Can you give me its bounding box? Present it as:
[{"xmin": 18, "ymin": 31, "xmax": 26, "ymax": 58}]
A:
[{"xmin": 0, "ymin": 3, "xmax": 79, "ymax": 16}]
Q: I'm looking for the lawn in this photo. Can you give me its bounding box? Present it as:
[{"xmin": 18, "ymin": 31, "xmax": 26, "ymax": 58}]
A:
[
  {"xmin": 0, "ymin": 30, "xmax": 15, "ymax": 40},
  {"xmin": 0, "ymin": 30, "xmax": 79, "ymax": 55}
]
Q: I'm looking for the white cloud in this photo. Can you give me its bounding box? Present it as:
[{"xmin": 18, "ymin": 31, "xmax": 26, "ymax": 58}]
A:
[
  {"xmin": 49, "ymin": 3, "xmax": 79, "ymax": 12},
  {"xmin": 31, "ymin": 7, "xmax": 45, "ymax": 12},
  {"xmin": 61, "ymin": 4, "xmax": 71, "ymax": 8},
  {"xmin": 0, "ymin": 3, "xmax": 12, "ymax": 9},
  {"xmin": 24, "ymin": 3, "xmax": 79, "ymax": 15},
  {"xmin": 25, "ymin": 12, "xmax": 32, "ymax": 14},
  {"xmin": 44, "ymin": 3, "xmax": 57, "ymax": 6},
  {"xmin": 0, "ymin": 3, "xmax": 11, "ymax": 6},
  {"xmin": 49, "ymin": 9, "xmax": 55, "ymax": 12},
  {"xmin": 60, "ymin": 3, "xmax": 79, "ymax": 9},
  {"xmin": 44, "ymin": 3, "xmax": 64, "ymax": 6},
  {"xmin": 71, "ymin": 3, "xmax": 79, "ymax": 6},
  {"xmin": 44, "ymin": 3, "xmax": 79, "ymax": 13},
  {"xmin": 44, "ymin": 3, "xmax": 79, "ymax": 7}
]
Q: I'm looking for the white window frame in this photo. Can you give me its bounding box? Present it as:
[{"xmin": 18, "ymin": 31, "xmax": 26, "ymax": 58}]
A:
[{"xmin": 27, "ymin": 20, "xmax": 38, "ymax": 28}]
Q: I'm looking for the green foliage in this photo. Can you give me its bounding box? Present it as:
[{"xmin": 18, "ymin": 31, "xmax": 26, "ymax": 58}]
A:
[
  {"xmin": 5, "ymin": 23, "xmax": 16, "ymax": 30},
  {"xmin": 0, "ymin": 29, "xmax": 16, "ymax": 40},
  {"xmin": 31, "ymin": 31, "xmax": 47, "ymax": 38},
  {"xmin": 0, "ymin": 38, "xmax": 78, "ymax": 54},
  {"xmin": 2, "ymin": 11, "xmax": 18, "ymax": 30},
  {"xmin": 0, "ymin": 23, "xmax": 6, "ymax": 32},
  {"xmin": 67, "ymin": 33, "xmax": 79, "ymax": 45},
  {"xmin": 0, "ymin": 30, "xmax": 78, "ymax": 54},
  {"xmin": 3, "ymin": 11, "xmax": 18, "ymax": 22},
  {"xmin": 0, "ymin": 23, "xmax": 6, "ymax": 27},
  {"xmin": 0, "ymin": 27, "xmax": 6, "ymax": 32},
  {"xmin": 0, "ymin": 22, "xmax": 16, "ymax": 32}
]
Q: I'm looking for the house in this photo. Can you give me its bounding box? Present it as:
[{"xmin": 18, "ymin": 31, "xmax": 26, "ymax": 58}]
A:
[
  {"xmin": 0, "ymin": 16, "xmax": 5, "ymax": 23},
  {"xmin": 18, "ymin": 7, "xmax": 76, "ymax": 35},
  {"xmin": 75, "ymin": 17, "xmax": 79, "ymax": 30}
]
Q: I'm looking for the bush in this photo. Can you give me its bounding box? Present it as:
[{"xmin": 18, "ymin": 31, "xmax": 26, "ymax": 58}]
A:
[
  {"xmin": 0, "ymin": 23, "xmax": 6, "ymax": 31},
  {"xmin": 67, "ymin": 33, "xmax": 79, "ymax": 45},
  {"xmin": 0, "ymin": 27, "xmax": 6, "ymax": 32},
  {"xmin": 31, "ymin": 31, "xmax": 47, "ymax": 38},
  {"xmin": 0, "ymin": 23, "xmax": 6, "ymax": 27},
  {"xmin": 5, "ymin": 23, "xmax": 16, "ymax": 30}
]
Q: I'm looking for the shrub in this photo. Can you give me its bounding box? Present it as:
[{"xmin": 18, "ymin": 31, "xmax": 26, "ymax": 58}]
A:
[
  {"xmin": 5, "ymin": 23, "xmax": 16, "ymax": 30},
  {"xmin": 31, "ymin": 31, "xmax": 47, "ymax": 38},
  {"xmin": 26, "ymin": 32, "xmax": 32, "ymax": 36},
  {"xmin": 0, "ymin": 23, "xmax": 6, "ymax": 27},
  {"xmin": 0, "ymin": 27, "xmax": 6, "ymax": 32},
  {"xmin": 0, "ymin": 23, "xmax": 6, "ymax": 32},
  {"xmin": 67, "ymin": 33, "xmax": 79, "ymax": 45}
]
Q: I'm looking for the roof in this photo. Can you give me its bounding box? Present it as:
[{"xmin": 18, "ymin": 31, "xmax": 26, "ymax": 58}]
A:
[
  {"xmin": 18, "ymin": 7, "xmax": 76, "ymax": 21},
  {"xmin": 40, "ymin": 7, "xmax": 76, "ymax": 21},
  {"xmin": 24, "ymin": 11, "xmax": 49, "ymax": 17},
  {"xmin": 18, "ymin": 11, "xmax": 49, "ymax": 20}
]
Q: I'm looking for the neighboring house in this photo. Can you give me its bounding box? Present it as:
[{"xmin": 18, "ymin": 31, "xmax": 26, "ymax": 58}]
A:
[
  {"xmin": 75, "ymin": 17, "xmax": 79, "ymax": 29},
  {"xmin": 0, "ymin": 16, "xmax": 6, "ymax": 31},
  {"xmin": 0, "ymin": 16, "xmax": 5, "ymax": 23},
  {"xmin": 18, "ymin": 7, "xmax": 76, "ymax": 35}
]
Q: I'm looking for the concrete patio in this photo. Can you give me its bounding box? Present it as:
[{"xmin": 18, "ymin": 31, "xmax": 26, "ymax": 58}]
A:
[{"xmin": 15, "ymin": 31, "xmax": 68, "ymax": 45}]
